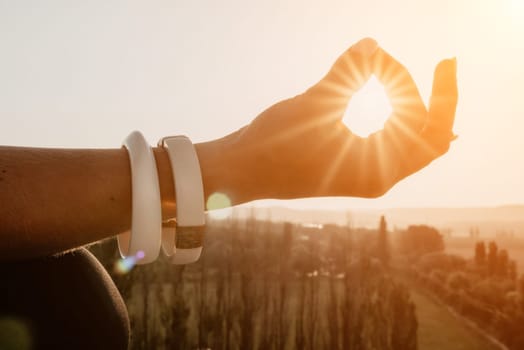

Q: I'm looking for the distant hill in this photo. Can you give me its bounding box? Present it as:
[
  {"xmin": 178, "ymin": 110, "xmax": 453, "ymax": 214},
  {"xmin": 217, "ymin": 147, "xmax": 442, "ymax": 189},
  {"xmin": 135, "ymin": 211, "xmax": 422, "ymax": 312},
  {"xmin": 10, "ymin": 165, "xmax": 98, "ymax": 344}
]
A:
[{"xmin": 225, "ymin": 205, "xmax": 524, "ymax": 237}]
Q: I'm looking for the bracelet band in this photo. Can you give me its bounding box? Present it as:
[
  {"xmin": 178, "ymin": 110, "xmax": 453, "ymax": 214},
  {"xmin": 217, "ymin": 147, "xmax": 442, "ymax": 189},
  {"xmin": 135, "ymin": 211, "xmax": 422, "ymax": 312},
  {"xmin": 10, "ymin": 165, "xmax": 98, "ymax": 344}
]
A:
[
  {"xmin": 118, "ymin": 131, "xmax": 162, "ymax": 264},
  {"xmin": 159, "ymin": 135, "xmax": 205, "ymax": 264}
]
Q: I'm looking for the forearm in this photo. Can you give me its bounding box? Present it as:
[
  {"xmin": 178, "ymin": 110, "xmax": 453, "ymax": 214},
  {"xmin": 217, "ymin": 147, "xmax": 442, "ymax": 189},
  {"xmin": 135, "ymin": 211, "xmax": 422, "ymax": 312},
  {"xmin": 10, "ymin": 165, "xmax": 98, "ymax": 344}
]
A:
[{"xmin": 0, "ymin": 138, "xmax": 249, "ymax": 261}]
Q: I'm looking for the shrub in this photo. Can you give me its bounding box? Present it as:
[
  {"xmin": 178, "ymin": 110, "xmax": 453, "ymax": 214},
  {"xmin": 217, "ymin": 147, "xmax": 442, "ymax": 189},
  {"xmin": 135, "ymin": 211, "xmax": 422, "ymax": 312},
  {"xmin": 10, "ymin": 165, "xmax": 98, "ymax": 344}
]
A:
[
  {"xmin": 471, "ymin": 279, "xmax": 507, "ymax": 309},
  {"xmin": 447, "ymin": 271, "xmax": 472, "ymax": 292},
  {"xmin": 418, "ymin": 252, "xmax": 466, "ymax": 273}
]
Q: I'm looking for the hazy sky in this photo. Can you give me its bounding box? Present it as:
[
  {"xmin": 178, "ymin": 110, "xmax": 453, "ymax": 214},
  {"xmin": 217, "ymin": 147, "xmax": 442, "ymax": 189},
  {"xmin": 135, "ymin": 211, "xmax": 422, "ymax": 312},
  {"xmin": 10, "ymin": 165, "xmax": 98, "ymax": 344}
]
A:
[{"xmin": 1, "ymin": 0, "xmax": 523, "ymax": 210}]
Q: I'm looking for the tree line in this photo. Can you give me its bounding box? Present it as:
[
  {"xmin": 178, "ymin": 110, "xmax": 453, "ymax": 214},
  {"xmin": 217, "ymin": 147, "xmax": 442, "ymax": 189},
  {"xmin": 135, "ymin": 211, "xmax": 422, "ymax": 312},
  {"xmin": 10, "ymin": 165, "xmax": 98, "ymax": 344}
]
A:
[{"xmin": 91, "ymin": 215, "xmax": 418, "ymax": 350}]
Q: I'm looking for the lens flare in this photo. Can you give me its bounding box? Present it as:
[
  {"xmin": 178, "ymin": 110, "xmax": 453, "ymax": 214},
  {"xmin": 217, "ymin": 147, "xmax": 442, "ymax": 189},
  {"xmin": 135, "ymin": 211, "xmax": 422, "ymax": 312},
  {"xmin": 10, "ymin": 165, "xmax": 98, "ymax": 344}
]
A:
[
  {"xmin": 114, "ymin": 250, "xmax": 145, "ymax": 274},
  {"xmin": 0, "ymin": 317, "xmax": 32, "ymax": 350},
  {"xmin": 206, "ymin": 192, "xmax": 232, "ymax": 220}
]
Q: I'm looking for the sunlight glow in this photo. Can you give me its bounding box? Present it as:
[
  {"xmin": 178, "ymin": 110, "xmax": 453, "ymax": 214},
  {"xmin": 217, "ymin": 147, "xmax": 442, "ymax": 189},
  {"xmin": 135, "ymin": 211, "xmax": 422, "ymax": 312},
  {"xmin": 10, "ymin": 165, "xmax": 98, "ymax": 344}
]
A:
[
  {"xmin": 510, "ymin": 0, "xmax": 524, "ymax": 24},
  {"xmin": 318, "ymin": 130, "xmax": 354, "ymax": 193},
  {"xmin": 511, "ymin": 0, "xmax": 524, "ymax": 12},
  {"xmin": 206, "ymin": 192, "xmax": 232, "ymax": 220},
  {"xmin": 343, "ymin": 76, "xmax": 392, "ymax": 137}
]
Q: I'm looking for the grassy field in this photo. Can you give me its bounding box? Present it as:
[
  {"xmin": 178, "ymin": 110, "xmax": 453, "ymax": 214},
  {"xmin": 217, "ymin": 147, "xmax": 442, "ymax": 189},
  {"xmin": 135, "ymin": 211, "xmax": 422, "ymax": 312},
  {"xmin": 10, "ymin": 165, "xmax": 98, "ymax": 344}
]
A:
[{"xmin": 410, "ymin": 287, "xmax": 500, "ymax": 350}]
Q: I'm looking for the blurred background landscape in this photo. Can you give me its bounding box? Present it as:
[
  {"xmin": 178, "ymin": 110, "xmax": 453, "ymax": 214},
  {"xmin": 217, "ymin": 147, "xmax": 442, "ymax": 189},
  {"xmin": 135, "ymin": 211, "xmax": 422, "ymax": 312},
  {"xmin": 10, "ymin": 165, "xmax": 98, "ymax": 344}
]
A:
[
  {"xmin": 3, "ymin": 0, "xmax": 524, "ymax": 349},
  {"xmin": 91, "ymin": 205, "xmax": 524, "ymax": 349}
]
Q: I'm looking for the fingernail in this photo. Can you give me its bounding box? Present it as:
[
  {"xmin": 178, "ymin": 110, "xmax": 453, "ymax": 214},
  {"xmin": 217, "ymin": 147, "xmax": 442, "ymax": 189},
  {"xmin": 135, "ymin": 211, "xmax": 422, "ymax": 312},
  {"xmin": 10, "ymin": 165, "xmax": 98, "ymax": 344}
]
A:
[{"xmin": 353, "ymin": 37, "xmax": 378, "ymax": 57}]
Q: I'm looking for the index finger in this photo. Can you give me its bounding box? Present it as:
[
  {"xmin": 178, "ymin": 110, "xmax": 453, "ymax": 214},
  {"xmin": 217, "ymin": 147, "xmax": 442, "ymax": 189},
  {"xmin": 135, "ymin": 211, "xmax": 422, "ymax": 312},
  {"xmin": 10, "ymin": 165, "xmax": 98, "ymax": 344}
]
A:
[
  {"xmin": 372, "ymin": 47, "xmax": 427, "ymax": 134},
  {"xmin": 305, "ymin": 38, "xmax": 377, "ymax": 101}
]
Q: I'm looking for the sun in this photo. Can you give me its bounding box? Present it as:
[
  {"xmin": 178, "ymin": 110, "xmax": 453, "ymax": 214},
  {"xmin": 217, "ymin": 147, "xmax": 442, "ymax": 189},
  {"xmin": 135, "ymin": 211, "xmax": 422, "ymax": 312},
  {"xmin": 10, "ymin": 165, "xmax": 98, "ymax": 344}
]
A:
[{"xmin": 342, "ymin": 76, "xmax": 392, "ymax": 137}]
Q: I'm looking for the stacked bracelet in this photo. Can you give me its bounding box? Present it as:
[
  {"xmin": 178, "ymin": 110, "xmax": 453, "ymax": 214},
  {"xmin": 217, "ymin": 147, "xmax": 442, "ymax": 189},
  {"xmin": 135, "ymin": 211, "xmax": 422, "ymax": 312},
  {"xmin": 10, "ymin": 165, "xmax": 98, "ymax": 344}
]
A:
[
  {"xmin": 118, "ymin": 131, "xmax": 162, "ymax": 264},
  {"xmin": 159, "ymin": 136, "xmax": 206, "ymax": 264}
]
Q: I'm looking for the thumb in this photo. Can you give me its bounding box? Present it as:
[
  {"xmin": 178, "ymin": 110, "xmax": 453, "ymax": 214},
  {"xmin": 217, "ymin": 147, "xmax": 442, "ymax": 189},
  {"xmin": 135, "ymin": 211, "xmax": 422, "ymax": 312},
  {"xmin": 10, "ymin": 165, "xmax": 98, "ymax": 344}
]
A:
[{"xmin": 427, "ymin": 58, "xmax": 458, "ymax": 136}]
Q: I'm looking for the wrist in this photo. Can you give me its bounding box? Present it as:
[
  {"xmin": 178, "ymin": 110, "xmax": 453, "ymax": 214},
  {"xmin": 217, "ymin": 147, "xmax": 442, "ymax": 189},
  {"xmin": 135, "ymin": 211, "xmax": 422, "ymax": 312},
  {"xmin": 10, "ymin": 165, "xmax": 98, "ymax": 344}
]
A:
[
  {"xmin": 156, "ymin": 132, "xmax": 263, "ymax": 212},
  {"xmin": 194, "ymin": 136, "xmax": 257, "ymax": 206}
]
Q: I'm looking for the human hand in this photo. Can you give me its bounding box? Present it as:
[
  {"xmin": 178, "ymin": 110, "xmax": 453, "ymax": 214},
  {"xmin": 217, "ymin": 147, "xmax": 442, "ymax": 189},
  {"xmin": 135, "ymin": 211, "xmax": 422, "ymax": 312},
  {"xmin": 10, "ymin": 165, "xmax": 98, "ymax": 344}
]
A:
[{"xmin": 207, "ymin": 38, "xmax": 458, "ymax": 202}]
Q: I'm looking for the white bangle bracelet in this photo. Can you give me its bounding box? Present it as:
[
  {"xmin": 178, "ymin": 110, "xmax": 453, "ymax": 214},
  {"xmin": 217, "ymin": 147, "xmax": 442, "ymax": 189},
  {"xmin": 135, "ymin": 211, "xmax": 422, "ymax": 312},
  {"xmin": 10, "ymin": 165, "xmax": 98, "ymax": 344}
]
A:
[
  {"xmin": 118, "ymin": 131, "xmax": 162, "ymax": 265},
  {"xmin": 159, "ymin": 135, "xmax": 205, "ymax": 264}
]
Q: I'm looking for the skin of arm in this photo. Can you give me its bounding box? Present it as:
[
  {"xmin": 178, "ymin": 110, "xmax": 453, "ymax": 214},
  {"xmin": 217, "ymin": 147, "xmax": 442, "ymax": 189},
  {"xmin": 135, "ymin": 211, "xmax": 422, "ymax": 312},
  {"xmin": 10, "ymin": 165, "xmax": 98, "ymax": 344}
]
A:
[
  {"xmin": 0, "ymin": 38, "xmax": 458, "ymax": 261},
  {"xmin": 0, "ymin": 144, "xmax": 240, "ymax": 261}
]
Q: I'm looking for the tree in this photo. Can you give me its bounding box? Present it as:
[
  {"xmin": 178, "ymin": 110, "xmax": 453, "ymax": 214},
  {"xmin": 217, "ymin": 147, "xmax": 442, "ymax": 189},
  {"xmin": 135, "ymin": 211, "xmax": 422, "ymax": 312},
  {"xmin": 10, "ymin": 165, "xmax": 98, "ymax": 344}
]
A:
[
  {"xmin": 487, "ymin": 241, "xmax": 498, "ymax": 276},
  {"xmin": 238, "ymin": 215, "xmax": 258, "ymax": 350},
  {"xmin": 497, "ymin": 249, "xmax": 509, "ymax": 278},
  {"xmin": 167, "ymin": 266, "xmax": 189, "ymax": 350},
  {"xmin": 475, "ymin": 241, "xmax": 486, "ymax": 266},
  {"xmin": 508, "ymin": 260, "xmax": 517, "ymax": 282},
  {"xmin": 519, "ymin": 275, "xmax": 524, "ymax": 312},
  {"xmin": 274, "ymin": 223, "xmax": 293, "ymax": 350},
  {"xmin": 376, "ymin": 215, "xmax": 390, "ymax": 268},
  {"xmin": 398, "ymin": 225, "xmax": 444, "ymax": 256},
  {"xmin": 196, "ymin": 249, "xmax": 211, "ymax": 349}
]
